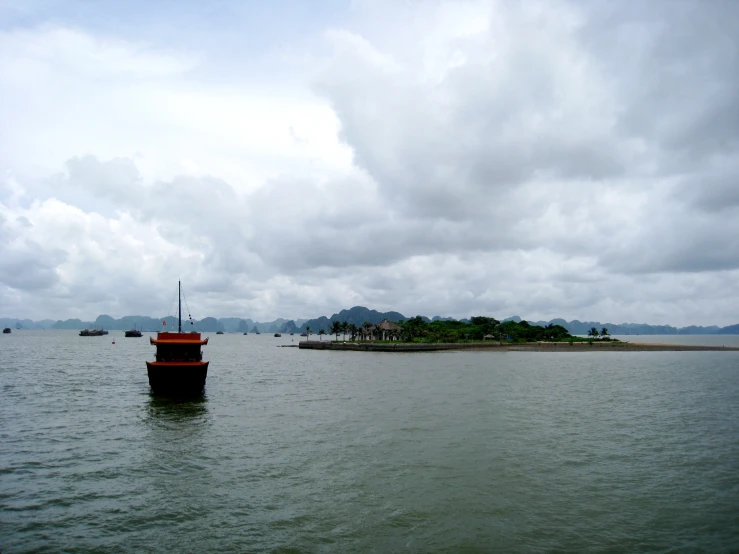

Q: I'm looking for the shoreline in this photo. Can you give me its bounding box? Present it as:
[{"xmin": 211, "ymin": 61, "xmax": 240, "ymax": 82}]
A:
[{"xmin": 298, "ymin": 340, "xmax": 739, "ymax": 352}]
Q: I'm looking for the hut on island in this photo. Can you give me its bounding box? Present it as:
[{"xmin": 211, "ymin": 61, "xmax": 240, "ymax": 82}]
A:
[{"xmin": 360, "ymin": 319, "xmax": 402, "ymax": 341}]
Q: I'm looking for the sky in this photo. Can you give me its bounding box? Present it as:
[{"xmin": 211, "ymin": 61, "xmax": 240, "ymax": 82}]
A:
[{"xmin": 1, "ymin": 0, "xmax": 738, "ymax": 326}]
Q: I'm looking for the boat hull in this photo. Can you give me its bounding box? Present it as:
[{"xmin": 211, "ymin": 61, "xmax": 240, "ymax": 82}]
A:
[{"xmin": 146, "ymin": 361, "xmax": 209, "ymax": 396}]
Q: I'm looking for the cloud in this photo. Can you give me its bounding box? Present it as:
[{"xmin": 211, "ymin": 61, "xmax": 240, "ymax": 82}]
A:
[
  {"xmin": 1, "ymin": 1, "xmax": 738, "ymax": 327},
  {"xmin": 0, "ymin": 212, "xmax": 65, "ymax": 291}
]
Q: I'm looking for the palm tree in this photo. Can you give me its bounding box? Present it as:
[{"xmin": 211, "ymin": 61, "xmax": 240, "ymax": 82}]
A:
[
  {"xmin": 341, "ymin": 321, "xmax": 349, "ymax": 340},
  {"xmin": 601, "ymin": 327, "xmax": 609, "ymax": 338},
  {"xmin": 330, "ymin": 320, "xmax": 342, "ymax": 341},
  {"xmin": 589, "ymin": 327, "xmax": 599, "ymax": 339},
  {"xmin": 349, "ymin": 323, "xmax": 358, "ymax": 341},
  {"xmin": 362, "ymin": 321, "xmax": 371, "ymax": 341},
  {"xmin": 305, "ymin": 325, "xmax": 311, "ymax": 341},
  {"xmin": 318, "ymin": 329, "xmax": 326, "ymax": 340}
]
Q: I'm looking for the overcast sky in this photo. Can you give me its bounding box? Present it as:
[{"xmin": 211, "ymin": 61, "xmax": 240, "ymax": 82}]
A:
[{"xmin": 1, "ymin": 0, "xmax": 738, "ymax": 326}]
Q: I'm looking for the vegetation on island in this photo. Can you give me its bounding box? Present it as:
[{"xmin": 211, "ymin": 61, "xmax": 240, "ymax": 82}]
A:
[
  {"xmin": 302, "ymin": 316, "xmax": 619, "ymax": 344},
  {"xmin": 396, "ymin": 317, "xmax": 617, "ymax": 343}
]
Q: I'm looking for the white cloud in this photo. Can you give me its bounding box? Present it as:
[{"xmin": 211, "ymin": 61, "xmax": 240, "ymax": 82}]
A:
[
  {"xmin": 1, "ymin": 1, "xmax": 738, "ymax": 327},
  {"xmin": 0, "ymin": 25, "xmax": 351, "ymax": 188}
]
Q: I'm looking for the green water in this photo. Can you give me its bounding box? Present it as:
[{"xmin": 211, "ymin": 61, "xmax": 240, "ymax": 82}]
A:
[{"xmin": 2, "ymin": 331, "xmax": 738, "ymax": 552}]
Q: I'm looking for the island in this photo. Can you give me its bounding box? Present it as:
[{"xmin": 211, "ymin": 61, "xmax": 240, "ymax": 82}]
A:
[{"xmin": 298, "ymin": 317, "xmax": 739, "ymax": 352}]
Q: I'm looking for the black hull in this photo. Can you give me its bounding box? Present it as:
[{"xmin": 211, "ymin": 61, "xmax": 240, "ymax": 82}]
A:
[{"xmin": 146, "ymin": 362, "xmax": 209, "ymax": 396}]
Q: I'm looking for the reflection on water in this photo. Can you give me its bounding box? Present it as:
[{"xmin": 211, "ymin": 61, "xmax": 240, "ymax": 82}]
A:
[
  {"xmin": 146, "ymin": 394, "xmax": 209, "ymax": 423},
  {"xmin": 144, "ymin": 394, "xmax": 211, "ymax": 451}
]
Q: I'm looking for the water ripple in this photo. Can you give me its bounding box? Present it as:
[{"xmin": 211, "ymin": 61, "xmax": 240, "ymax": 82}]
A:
[{"xmin": 1, "ymin": 332, "xmax": 739, "ymax": 552}]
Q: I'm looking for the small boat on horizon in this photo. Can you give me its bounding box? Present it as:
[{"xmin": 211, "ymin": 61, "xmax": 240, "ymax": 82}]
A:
[
  {"xmin": 2, "ymin": 327, "xmax": 10, "ymax": 334},
  {"xmin": 274, "ymin": 333, "xmax": 282, "ymax": 337},
  {"xmin": 146, "ymin": 281, "xmax": 209, "ymax": 396},
  {"xmin": 125, "ymin": 328, "xmax": 143, "ymax": 337},
  {"xmin": 80, "ymin": 329, "xmax": 107, "ymax": 336}
]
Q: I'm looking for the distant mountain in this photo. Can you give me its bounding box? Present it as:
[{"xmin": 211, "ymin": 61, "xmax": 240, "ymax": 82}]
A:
[
  {"xmin": 0, "ymin": 318, "xmax": 56, "ymax": 329},
  {"xmin": 53, "ymin": 318, "xmax": 95, "ymax": 330},
  {"xmin": 297, "ymin": 306, "xmax": 408, "ymax": 332},
  {"xmin": 279, "ymin": 320, "xmax": 298, "ymax": 333},
  {"xmin": 523, "ymin": 319, "xmax": 739, "ymax": 336},
  {"xmin": 6, "ymin": 310, "xmax": 739, "ymax": 335},
  {"xmin": 237, "ymin": 319, "xmax": 251, "ymax": 333}
]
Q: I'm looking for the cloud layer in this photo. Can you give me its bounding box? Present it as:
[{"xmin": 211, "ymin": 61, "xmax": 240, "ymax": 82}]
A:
[{"xmin": 1, "ymin": 0, "xmax": 738, "ymax": 326}]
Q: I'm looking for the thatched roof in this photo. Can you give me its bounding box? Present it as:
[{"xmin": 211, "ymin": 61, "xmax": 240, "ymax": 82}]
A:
[{"xmin": 377, "ymin": 319, "xmax": 401, "ymax": 331}]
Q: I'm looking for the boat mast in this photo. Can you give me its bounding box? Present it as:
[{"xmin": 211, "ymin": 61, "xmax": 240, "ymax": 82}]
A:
[{"xmin": 178, "ymin": 280, "xmax": 182, "ymax": 333}]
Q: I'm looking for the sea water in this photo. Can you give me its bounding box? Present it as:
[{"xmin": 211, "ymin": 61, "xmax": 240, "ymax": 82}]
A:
[{"xmin": 2, "ymin": 331, "xmax": 738, "ymax": 552}]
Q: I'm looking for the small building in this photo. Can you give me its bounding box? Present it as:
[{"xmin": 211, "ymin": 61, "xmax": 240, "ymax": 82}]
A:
[{"xmin": 360, "ymin": 319, "xmax": 402, "ymax": 341}]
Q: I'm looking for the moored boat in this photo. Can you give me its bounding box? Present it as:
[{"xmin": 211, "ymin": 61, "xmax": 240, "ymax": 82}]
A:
[
  {"xmin": 274, "ymin": 333, "xmax": 281, "ymax": 337},
  {"xmin": 146, "ymin": 281, "xmax": 209, "ymax": 396},
  {"xmin": 80, "ymin": 329, "xmax": 106, "ymax": 336},
  {"xmin": 2, "ymin": 327, "xmax": 10, "ymax": 334},
  {"xmin": 125, "ymin": 329, "xmax": 143, "ymax": 337}
]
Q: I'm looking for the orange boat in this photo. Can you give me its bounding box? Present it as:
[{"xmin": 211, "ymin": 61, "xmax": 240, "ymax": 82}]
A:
[{"xmin": 146, "ymin": 281, "xmax": 209, "ymax": 396}]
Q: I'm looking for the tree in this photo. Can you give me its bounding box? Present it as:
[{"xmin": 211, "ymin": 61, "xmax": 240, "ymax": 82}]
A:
[
  {"xmin": 589, "ymin": 327, "xmax": 599, "ymax": 339},
  {"xmin": 318, "ymin": 329, "xmax": 326, "ymax": 340},
  {"xmin": 349, "ymin": 323, "xmax": 358, "ymax": 340},
  {"xmin": 330, "ymin": 320, "xmax": 342, "ymax": 341},
  {"xmin": 305, "ymin": 325, "xmax": 311, "ymax": 340},
  {"xmin": 341, "ymin": 321, "xmax": 349, "ymax": 340},
  {"xmin": 401, "ymin": 316, "xmax": 427, "ymax": 341},
  {"xmin": 601, "ymin": 327, "xmax": 609, "ymax": 338},
  {"xmin": 361, "ymin": 321, "xmax": 372, "ymax": 341},
  {"xmin": 470, "ymin": 316, "xmax": 500, "ymax": 338}
]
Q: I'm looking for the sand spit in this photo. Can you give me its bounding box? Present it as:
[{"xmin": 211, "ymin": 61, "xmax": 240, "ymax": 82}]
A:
[{"xmin": 298, "ymin": 341, "xmax": 739, "ymax": 352}]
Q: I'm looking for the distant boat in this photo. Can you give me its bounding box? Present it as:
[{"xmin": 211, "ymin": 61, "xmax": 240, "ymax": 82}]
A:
[
  {"xmin": 216, "ymin": 331, "xmax": 224, "ymax": 334},
  {"xmin": 274, "ymin": 333, "xmax": 281, "ymax": 337},
  {"xmin": 80, "ymin": 329, "xmax": 106, "ymax": 336},
  {"xmin": 2, "ymin": 327, "xmax": 10, "ymax": 334},
  {"xmin": 243, "ymin": 332, "xmax": 248, "ymax": 335},
  {"xmin": 146, "ymin": 281, "xmax": 209, "ymax": 396},
  {"xmin": 125, "ymin": 329, "xmax": 143, "ymax": 337},
  {"xmin": 299, "ymin": 332, "xmax": 307, "ymax": 337}
]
